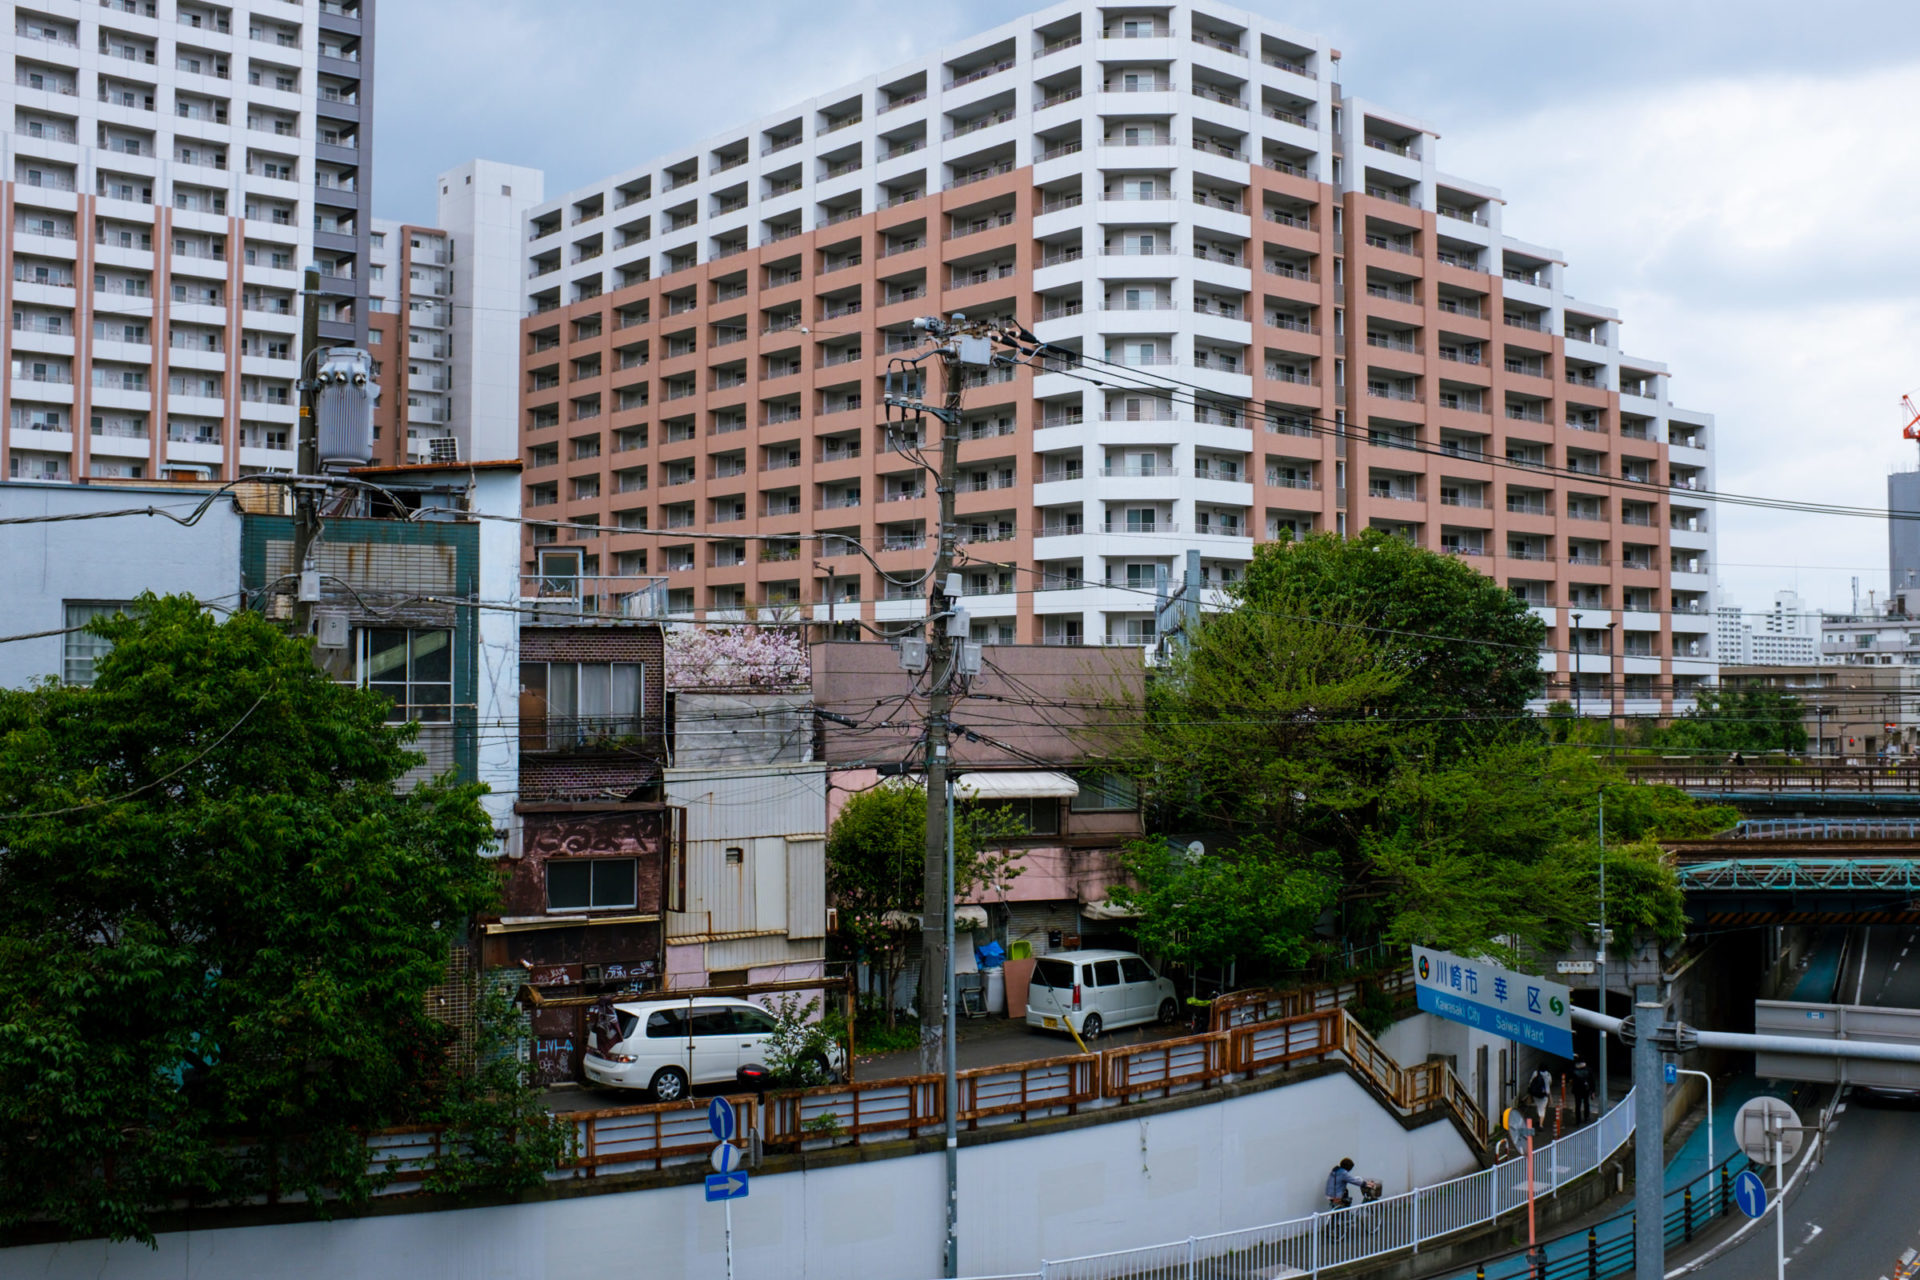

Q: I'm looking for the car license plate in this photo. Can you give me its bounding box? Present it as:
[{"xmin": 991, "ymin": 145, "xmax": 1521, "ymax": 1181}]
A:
[{"xmin": 1043, "ymin": 1017, "xmax": 1059, "ymax": 1029}]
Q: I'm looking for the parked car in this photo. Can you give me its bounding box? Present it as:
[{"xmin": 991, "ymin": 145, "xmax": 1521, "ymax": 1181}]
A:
[
  {"xmin": 583, "ymin": 995, "xmax": 841, "ymax": 1101},
  {"xmin": 1024, "ymin": 949, "xmax": 1179, "ymax": 1039}
]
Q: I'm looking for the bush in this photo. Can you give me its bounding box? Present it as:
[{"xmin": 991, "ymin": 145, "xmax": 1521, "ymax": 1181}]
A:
[{"xmin": 761, "ymin": 995, "xmax": 839, "ymax": 1089}]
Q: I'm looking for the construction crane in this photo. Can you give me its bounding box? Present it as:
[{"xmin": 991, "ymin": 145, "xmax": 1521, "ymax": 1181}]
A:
[{"xmin": 1904, "ymin": 394, "xmax": 1920, "ymax": 441}]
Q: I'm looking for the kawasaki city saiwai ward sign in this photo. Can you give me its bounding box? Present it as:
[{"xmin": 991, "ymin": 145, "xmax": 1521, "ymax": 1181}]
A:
[{"xmin": 1411, "ymin": 946, "xmax": 1574, "ymax": 1058}]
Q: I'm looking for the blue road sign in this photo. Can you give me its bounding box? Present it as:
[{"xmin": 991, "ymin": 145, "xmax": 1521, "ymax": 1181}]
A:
[
  {"xmin": 1733, "ymin": 1169, "xmax": 1768, "ymax": 1219},
  {"xmin": 708, "ymin": 1095, "xmax": 736, "ymax": 1142},
  {"xmin": 1411, "ymin": 946, "xmax": 1574, "ymax": 1058},
  {"xmin": 705, "ymin": 1171, "xmax": 749, "ymax": 1202},
  {"xmin": 1664, "ymin": 1063, "xmax": 1677, "ymax": 1085}
]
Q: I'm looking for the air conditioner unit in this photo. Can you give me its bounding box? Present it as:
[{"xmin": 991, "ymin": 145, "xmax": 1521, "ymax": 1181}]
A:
[{"xmin": 427, "ymin": 434, "xmax": 460, "ymax": 462}]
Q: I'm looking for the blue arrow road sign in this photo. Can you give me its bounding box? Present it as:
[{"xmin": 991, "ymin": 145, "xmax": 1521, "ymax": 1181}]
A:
[
  {"xmin": 1733, "ymin": 1169, "xmax": 1767, "ymax": 1219},
  {"xmin": 706, "ymin": 1171, "xmax": 749, "ymax": 1202},
  {"xmin": 708, "ymin": 1096, "xmax": 736, "ymax": 1142},
  {"xmin": 1664, "ymin": 1063, "xmax": 1677, "ymax": 1085}
]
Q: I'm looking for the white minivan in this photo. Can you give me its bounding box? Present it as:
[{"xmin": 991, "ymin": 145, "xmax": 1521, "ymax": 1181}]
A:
[
  {"xmin": 1024, "ymin": 949, "xmax": 1178, "ymax": 1039},
  {"xmin": 583, "ymin": 996, "xmax": 839, "ymax": 1101}
]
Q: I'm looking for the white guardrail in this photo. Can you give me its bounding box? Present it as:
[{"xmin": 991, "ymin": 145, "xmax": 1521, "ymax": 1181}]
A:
[{"xmin": 940, "ymin": 1091, "xmax": 1636, "ymax": 1280}]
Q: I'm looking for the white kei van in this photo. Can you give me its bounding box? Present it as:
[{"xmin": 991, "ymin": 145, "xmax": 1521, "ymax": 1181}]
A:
[
  {"xmin": 1024, "ymin": 949, "xmax": 1178, "ymax": 1039},
  {"xmin": 583, "ymin": 996, "xmax": 840, "ymax": 1101}
]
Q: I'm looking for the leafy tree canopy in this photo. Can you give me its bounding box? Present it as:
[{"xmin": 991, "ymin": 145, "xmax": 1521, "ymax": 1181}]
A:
[
  {"xmin": 0, "ymin": 595, "xmax": 559, "ymax": 1245},
  {"xmin": 1106, "ymin": 538, "xmax": 1730, "ymax": 981},
  {"xmin": 1237, "ymin": 530, "xmax": 1548, "ymax": 743},
  {"xmin": 1655, "ymin": 685, "xmax": 1808, "ymax": 756}
]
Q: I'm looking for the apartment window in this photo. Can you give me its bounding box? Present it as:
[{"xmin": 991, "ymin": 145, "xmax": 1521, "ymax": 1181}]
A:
[
  {"xmin": 359, "ymin": 629, "xmax": 453, "ymax": 722},
  {"xmin": 546, "ymin": 858, "xmax": 638, "ymax": 912},
  {"xmin": 63, "ymin": 602, "xmax": 129, "ymax": 685},
  {"xmin": 1071, "ymin": 770, "xmax": 1139, "ymax": 812},
  {"xmin": 960, "ymin": 796, "xmax": 1059, "ymax": 836},
  {"xmin": 519, "ymin": 660, "xmax": 647, "ymax": 747}
]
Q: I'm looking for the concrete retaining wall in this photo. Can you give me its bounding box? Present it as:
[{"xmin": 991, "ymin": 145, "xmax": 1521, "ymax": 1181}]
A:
[{"xmin": 9, "ymin": 1070, "xmax": 1477, "ymax": 1280}]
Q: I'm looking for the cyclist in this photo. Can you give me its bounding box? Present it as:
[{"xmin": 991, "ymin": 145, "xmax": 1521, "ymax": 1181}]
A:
[{"xmin": 1325, "ymin": 1157, "xmax": 1367, "ymax": 1210}]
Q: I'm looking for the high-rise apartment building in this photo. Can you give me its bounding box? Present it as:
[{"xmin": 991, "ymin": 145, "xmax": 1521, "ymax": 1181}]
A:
[
  {"xmin": 516, "ymin": 0, "xmax": 1717, "ymax": 710},
  {"xmin": 2, "ymin": 0, "xmax": 374, "ymax": 484},
  {"xmin": 1716, "ymin": 589, "xmax": 1818, "ymax": 666},
  {"xmin": 367, "ymin": 160, "xmax": 543, "ymax": 464}
]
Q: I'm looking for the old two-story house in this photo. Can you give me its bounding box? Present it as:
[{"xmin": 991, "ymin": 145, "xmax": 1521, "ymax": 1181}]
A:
[
  {"xmin": 504, "ymin": 612, "xmax": 678, "ymax": 1084},
  {"xmin": 813, "ymin": 643, "xmax": 1146, "ymax": 1010}
]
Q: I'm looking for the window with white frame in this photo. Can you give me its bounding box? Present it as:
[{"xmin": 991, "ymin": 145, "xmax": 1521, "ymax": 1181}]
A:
[
  {"xmin": 320, "ymin": 628, "xmax": 453, "ymax": 721},
  {"xmin": 63, "ymin": 601, "xmax": 130, "ymax": 685}
]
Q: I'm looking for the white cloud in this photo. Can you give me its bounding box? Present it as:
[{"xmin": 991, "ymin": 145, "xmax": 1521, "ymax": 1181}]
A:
[{"xmin": 1444, "ymin": 63, "xmax": 1920, "ymax": 611}]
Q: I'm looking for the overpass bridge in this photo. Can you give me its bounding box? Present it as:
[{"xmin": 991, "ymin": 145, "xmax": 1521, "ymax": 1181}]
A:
[
  {"xmin": 1667, "ymin": 818, "xmax": 1920, "ymax": 925},
  {"xmin": 1627, "ymin": 763, "xmax": 1920, "ymax": 814}
]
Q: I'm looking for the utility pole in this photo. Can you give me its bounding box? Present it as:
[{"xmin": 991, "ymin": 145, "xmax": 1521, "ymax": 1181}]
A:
[
  {"xmin": 1632, "ymin": 984, "xmax": 1664, "ymax": 1280},
  {"xmin": 291, "ymin": 264, "xmax": 326, "ymax": 634},
  {"xmin": 883, "ymin": 312, "xmax": 997, "ymax": 1280},
  {"xmin": 1595, "ymin": 790, "xmax": 1609, "ymax": 1114}
]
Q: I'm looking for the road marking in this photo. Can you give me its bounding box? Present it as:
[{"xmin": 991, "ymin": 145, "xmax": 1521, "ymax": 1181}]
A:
[
  {"xmin": 1903, "ymin": 948, "xmax": 1911, "ymax": 958},
  {"xmin": 1835, "ymin": 1102, "xmax": 1848, "ymax": 1114},
  {"xmin": 1805, "ymin": 1224, "xmax": 1823, "ymax": 1245}
]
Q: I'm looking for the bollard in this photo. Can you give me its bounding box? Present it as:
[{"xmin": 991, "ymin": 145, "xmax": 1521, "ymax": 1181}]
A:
[
  {"xmin": 1720, "ymin": 1166, "xmax": 1732, "ymax": 1218},
  {"xmin": 1476, "ymin": 1266, "xmax": 1486, "ymax": 1280},
  {"xmin": 1588, "ymin": 1226, "xmax": 1599, "ymax": 1278},
  {"xmin": 1684, "ymin": 1186, "xmax": 1694, "ymax": 1242}
]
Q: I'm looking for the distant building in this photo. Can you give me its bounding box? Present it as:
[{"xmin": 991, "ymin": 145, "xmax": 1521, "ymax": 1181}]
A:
[
  {"xmin": 1717, "ymin": 590, "xmax": 1818, "ymax": 666},
  {"xmin": 1720, "ymin": 663, "xmax": 1920, "ymax": 760},
  {"xmin": 1890, "ymin": 469, "xmax": 1920, "ymax": 600},
  {"xmin": 3, "ymin": 0, "xmax": 375, "ymax": 483},
  {"xmin": 369, "ymin": 160, "xmax": 546, "ymax": 465},
  {"xmin": 1819, "ymin": 592, "xmax": 1920, "ymax": 669}
]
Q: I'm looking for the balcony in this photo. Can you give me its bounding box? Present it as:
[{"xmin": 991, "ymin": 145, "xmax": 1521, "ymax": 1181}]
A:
[{"xmin": 947, "ymin": 57, "xmax": 1014, "ymax": 90}]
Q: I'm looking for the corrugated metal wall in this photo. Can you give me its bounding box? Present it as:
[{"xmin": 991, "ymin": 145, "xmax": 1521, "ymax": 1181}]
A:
[
  {"xmin": 664, "ymin": 765, "xmax": 825, "ymax": 942},
  {"xmin": 786, "ymin": 836, "xmax": 826, "ymax": 939}
]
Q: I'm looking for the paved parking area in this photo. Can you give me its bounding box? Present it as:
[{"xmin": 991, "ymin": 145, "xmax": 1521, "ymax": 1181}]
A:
[{"xmin": 541, "ymin": 1011, "xmax": 1195, "ymax": 1113}]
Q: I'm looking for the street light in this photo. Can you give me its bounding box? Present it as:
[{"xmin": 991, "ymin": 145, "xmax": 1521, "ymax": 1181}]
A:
[{"xmin": 1571, "ymin": 611, "xmax": 1584, "ymax": 720}]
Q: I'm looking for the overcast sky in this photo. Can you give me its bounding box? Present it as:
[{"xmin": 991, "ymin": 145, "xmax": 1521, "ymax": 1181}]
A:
[{"xmin": 373, "ymin": 1, "xmax": 1920, "ymax": 617}]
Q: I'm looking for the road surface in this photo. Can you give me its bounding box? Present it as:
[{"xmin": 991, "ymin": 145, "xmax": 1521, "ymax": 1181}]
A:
[{"xmin": 1684, "ymin": 924, "xmax": 1920, "ymax": 1280}]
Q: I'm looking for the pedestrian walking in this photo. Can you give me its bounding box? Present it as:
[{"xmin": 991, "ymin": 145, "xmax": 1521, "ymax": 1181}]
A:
[
  {"xmin": 1570, "ymin": 1057, "xmax": 1594, "ymax": 1125},
  {"xmin": 1526, "ymin": 1064, "xmax": 1553, "ymax": 1127}
]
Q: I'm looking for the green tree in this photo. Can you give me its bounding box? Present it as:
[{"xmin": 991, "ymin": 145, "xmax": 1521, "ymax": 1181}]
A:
[
  {"xmin": 1101, "ymin": 533, "xmax": 1730, "ymax": 977},
  {"xmin": 1237, "ymin": 530, "xmax": 1548, "ymax": 745},
  {"xmin": 0, "ymin": 595, "xmax": 564, "ymax": 1244},
  {"xmin": 1656, "ymin": 685, "xmax": 1808, "ymax": 756},
  {"xmin": 825, "ymin": 782, "xmax": 1022, "ymax": 1026},
  {"xmin": 1110, "ymin": 835, "xmax": 1339, "ymax": 973}
]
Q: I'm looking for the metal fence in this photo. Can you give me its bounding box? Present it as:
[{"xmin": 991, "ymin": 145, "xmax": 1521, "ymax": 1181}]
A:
[
  {"xmin": 1469, "ymin": 1148, "xmax": 1753, "ymax": 1279},
  {"xmin": 942, "ymin": 1092, "xmax": 1636, "ymax": 1280}
]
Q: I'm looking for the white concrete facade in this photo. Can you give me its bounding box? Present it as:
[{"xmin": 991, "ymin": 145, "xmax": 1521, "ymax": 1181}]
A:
[
  {"xmin": 2, "ymin": 0, "xmax": 373, "ymax": 484},
  {"xmin": 0, "ymin": 478, "xmax": 243, "ymax": 687},
  {"xmin": 514, "ymin": 0, "xmax": 1718, "ymax": 711},
  {"xmin": 437, "ymin": 159, "xmax": 544, "ymax": 462}
]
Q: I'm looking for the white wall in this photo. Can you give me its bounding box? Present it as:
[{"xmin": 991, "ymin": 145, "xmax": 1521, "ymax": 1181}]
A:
[
  {"xmin": 468, "ymin": 467, "xmax": 521, "ymax": 837},
  {"xmin": 0, "ymin": 483, "xmax": 245, "ymax": 688},
  {"xmin": 8, "ymin": 1070, "xmax": 1475, "ymax": 1280},
  {"xmin": 437, "ymin": 158, "xmax": 545, "ymax": 462}
]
